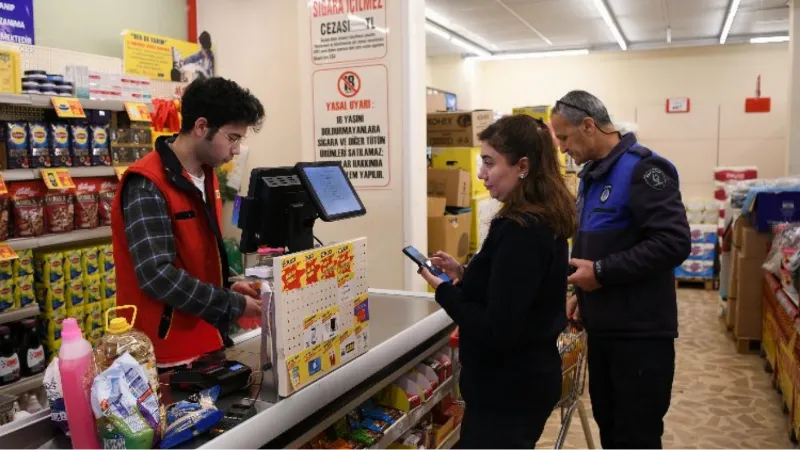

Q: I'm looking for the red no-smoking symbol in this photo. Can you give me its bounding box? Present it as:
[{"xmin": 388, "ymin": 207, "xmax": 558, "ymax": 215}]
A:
[{"xmin": 338, "ymin": 71, "xmax": 361, "ymax": 98}]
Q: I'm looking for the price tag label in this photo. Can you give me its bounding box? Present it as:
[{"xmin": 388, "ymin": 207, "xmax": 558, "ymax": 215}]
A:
[
  {"xmin": 0, "ymin": 243, "xmax": 18, "ymax": 261},
  {"xmin": 0, "ymin": 173, "xmax": 8, "ymax": 196},
  {"xmin": 125, "ymin": 102, "xmax": 152, "ymax": 122},
  {"xmin": 50, "ymin": 97, "xmax": 86, "ymax": 118},
  {"xmin": 41, "ymin": 169, "xmax": 76, "ymax": 190},
  {"xmin": 115, "ymin": 166, "xmax": 129, "ymax": 180}
]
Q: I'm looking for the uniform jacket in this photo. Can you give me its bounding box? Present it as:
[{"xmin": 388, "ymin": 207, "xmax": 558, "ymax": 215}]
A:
[
  {"xmin": 111, "ymin": 140, "xmax": 230, "ymax": 364},
  {"xmin": 572, "ymin": 133, "xmax": 691, "ymax": 338}
]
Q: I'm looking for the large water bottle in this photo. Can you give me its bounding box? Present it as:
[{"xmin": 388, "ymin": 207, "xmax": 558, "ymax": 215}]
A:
[{"xmin": 58, "ymin": 318, "xmax": 100, "ymax": 449}]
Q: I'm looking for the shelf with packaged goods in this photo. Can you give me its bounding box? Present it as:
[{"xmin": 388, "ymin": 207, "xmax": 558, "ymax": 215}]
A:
[
  {"xmin": 371, "ymin": 376, "xmax": 455, "ymax": 449},
  {"xmin": 436, "ymin": 424, "xmax": 461, "ymax": 449},
  {"xmin": 7, "ymin": 226, "xmax": 111, "ymax": 251},
  {"xmin": 0, "ymin": 93, "xmax": 153, "ymax": 112},
  {"xmin": 0, "ymin": 373, "xmax": 44, "ymax": 398},
  {"xmin": 0, "ymin": 304, "xmax": 38, "ymax": 326},
  {"xmin": 2, "ymin": 167, "xmax": 116, "ymax": 182}
]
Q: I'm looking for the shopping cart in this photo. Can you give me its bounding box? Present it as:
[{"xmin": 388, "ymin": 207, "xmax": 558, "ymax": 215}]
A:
[{"xmin": 448, "ymin": 323, "xmax": 595, "ymax": 449}]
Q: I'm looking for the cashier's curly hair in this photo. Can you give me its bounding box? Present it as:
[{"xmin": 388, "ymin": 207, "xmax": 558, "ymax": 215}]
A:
[
  {"xmin": 478, "ymin": 114, "xmax": 578, "ymax": 239},
  {"xmin": 180, "ymin": 77, "xmax": 265, "ymax": 135}
]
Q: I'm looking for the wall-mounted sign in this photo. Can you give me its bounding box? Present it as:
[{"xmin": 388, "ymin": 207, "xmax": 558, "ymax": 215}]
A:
[
  {"xmin": 745, "ymin": 75, "xmax": 771, "ymax": 113},
  {"xmin": 309, "ymin": 0, "xmax": 388, "ymax": 65},
  {"xmin": 0, "ymin": 1, "xmax": 33, "ymax": 45},
  {"xmin": 666, "ymin": 97, "xmax": 690, "ymax": 113},
  {"xmin": 123, "ymin": 30, "xmax": 214, "ymax": 82}
]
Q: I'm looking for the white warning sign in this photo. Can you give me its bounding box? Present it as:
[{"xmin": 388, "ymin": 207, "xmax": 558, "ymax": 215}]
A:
[
  {"xmin": 310, "ymin": 0, "xmax": 388, "ymax": 65},
  {"xmin": 313, "ymin": 65, "xmax": 389, "ymax": 188}
]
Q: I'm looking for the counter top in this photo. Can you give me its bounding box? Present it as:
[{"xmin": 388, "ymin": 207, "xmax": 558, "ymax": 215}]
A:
[{"xmin": 0, "ymin": 289, "xmax": 455, "ymax": 449}]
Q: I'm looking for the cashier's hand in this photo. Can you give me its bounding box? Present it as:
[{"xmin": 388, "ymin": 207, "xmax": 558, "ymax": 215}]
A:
[
  {"xmin": 429, "ymin": 252, "xmax": 464, "ymax": 283},
  {"xmin": 232, "ymin": 281, "xmax": 260, "ymax": 298},
  {"xmin": 243, "ymin": 295, "xmax": 262, "ymax": 317},
  {"xmin": 418, "ymin": 267, "xmax": 445, "ymax": 290},
  {"xmin": 568, "ymin": 259, "xmax": 601, "ymax": 292}
]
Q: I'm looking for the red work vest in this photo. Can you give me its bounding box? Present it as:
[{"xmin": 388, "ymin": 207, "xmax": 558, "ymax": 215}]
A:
[{"xmin": 111, "ymin": 139, "xmax": 228, "ymax": 365}]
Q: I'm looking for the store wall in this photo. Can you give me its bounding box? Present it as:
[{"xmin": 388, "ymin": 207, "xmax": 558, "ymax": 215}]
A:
[
  {"xmin": 33, "ymin": 0, "xmax": 187, "ymax": 58},
  {"xmin": 428, "ymin": 44, "xmax": 790, "ymax": 198}
]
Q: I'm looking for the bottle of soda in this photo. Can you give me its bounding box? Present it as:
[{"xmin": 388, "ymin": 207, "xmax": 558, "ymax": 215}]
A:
[
  {"xmin": 0, "ymin": 325, "xmax": 21, "ymax": 385},
  {"xmin": 19, "ymin": 319, "xmax": 45, "ymax": 376}
]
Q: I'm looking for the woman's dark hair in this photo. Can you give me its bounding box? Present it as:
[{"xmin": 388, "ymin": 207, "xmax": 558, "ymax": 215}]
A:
[
  {"xmin": 198, "ymin": 31, "xmax": 212, "ymax": 50},
  {"xmin": 180, "ymin": 77, "xmax": 265, "ymax": 134},
  {"xmin": 478, "ymin": 114, "xmax": 578, "ymax": 238}
]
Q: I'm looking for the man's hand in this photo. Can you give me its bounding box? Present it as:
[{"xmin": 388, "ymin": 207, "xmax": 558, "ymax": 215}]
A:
[
  {"xmin": 232, "ymin": 281, "xmax": 260, "ymax": 297},
  {"xmin": 568, "ymin": 259, "xmax": 601, "ymax": 292},
  {"xmin": 429, "ymin": 251, "xmax": 464, "ymax": 283},
  {"xmin": 243, "ymin": 295, "xmax": 262, "ymax": 317},
  {"xmin": 567, "ymin": 294, "xmax": 580, "ymax": 321}
]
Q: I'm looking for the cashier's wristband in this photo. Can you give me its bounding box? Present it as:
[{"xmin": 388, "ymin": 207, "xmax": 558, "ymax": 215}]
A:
[{"xmin": 593, "ymin": 260, "xmax": 605, "ymax": 286}]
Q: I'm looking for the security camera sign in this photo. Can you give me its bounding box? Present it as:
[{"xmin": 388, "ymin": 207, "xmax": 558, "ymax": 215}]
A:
[
  {"xmin": 309, "ymin": 0, "xmax": 388, "ymax": 64},
  {"xmin": 313, "ymin": 64, "xmax": 390, "ymax": 188}
]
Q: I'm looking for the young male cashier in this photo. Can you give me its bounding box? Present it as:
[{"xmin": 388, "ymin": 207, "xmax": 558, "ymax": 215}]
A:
[
  {"xmin": 112, "ymin": 77, "xmax": 266, "ymax": 367},
  {"xmin": 552, "ymin": 90, "xmax": 691, "ymax": 449}
]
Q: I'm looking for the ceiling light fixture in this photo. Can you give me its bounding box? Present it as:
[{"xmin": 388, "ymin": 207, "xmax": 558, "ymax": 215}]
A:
[
  {"xmin": 424, "ymin": 8, "xmax": 493, "ymax": 57},
  {"xmin": 450, "ymin": 37, "xmax": 492, "ymax": 57},
  {"xmin": 719, "ymin": 0, "xmax": 741, "ymax": 44},
  {"xmin": 425, "ymin": 22, "xmax": 451, "ymax": 41},
  {"xmin": 593, "ymin": 0, "xmax": 627, "ymax": 51},
  {"xmin": 469, "ymin": 49, "xmax": 590, "ymax": 61},
  {"xmin": 750, "ymin": 35, "xmax": 790, "ymax": 44},
  {"xmin": 666, "ymin": 27, "xmax": 672, "ymax": 43}
]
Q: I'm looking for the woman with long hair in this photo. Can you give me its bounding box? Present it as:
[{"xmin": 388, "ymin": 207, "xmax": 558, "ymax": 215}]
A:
[{"xmin": 419, "ymin": 114, "xmax": 578, "ymax": 449}]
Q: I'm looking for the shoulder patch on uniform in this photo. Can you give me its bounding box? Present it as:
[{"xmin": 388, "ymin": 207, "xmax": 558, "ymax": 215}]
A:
[{"xmin": 643, "ymin": 167, "xmax": 667, "ymax": 190}]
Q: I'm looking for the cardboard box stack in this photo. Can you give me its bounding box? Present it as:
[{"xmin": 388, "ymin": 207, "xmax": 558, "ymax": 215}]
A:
[
  {"xmin": 726, "ymin": 218, "xmax": 771, "ymax": 349},
  {"xmin": 427, "ymin": 110, "xmax": 499, "ymax": 259}
]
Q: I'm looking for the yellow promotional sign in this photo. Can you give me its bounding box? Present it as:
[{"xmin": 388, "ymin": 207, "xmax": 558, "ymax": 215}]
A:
[
  {"xmin": 115, "ymin": 166, "xmax": 129, "ymax": 180},
  {"xmin": 0, "ymin": 173, "xmax": 8, "ymax": 196},
  {"xmin": 41, "ymin": 169, "xmax": 76, "ymax": 190},
  {"xmin": 122, "ymin": 30, "xmax": 214, "ymax": 82},
  {"xmin": 124, "ymin": 102, "xmax": 152, "ymax": 122},
  {"xmin": 0, "ymin": 244, "xmax": 18, "ymax": 262},
  {"xmin": 50, "ymin": 97, "xmax": 86, "ymax": 119}
]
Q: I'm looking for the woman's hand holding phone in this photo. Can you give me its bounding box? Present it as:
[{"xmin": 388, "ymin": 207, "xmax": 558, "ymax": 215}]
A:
[{"xmin": 429, "ymin": 251, "xmax": 464, "ymax": 283}]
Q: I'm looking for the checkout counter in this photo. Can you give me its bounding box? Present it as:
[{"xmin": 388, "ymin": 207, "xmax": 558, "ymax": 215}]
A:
[{"xmin": 0, "ymin": 162, "xmax": 457, "ymax": 449}]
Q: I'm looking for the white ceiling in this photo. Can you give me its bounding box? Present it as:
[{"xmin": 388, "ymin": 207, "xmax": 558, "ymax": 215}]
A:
[{"xmin": 426, "ymin": 0, "xmax": 790, "ymax": 56}]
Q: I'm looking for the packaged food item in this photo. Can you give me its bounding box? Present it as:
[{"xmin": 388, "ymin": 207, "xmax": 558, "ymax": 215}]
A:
[
  {"xmin": 99, "ymin": 244, "xmax": 115, "ymax": 272},
  {"xmin": 42, "ymin": 284, "xmax": 67, "ymax": 318},
  {"xmin": 63, "ymin": 249, "xmax": 82, "ymax": 281},
  {"xmin": 102, "ymin": 271, "xmax": 116, "ymax": 299},
  {"xmin": 43, "ymin": 357, "xmax": 69, "ymax": 434},
  {"xmin": 45, "ymin": 191, "xmax": 75, "ymax": 234},
  {"xmin": 359, "ymin": 401, "xmax": 403, "ymax": 424},
  {"xmin": 85, "ymin": 301, "xmax": 102, "ymax": 331},
  {"xmin": 4, "ymin": 122, "xmax": 29, "ymax": 169},
  {"xmin": 91, "ymin": 126, "xmax": 111, "ymax": 166},
  {"xmin": 66, "ymin": 277, "xmax": 84, "ymax": 309},
  {"xmin": 10, "ymin": 181, "xmax": 46, "ymax": 237},
  {"xmin": 0, "ymin": 325, "xmax": 20, "ymax": 385},
  {"xmin": 70, "ymin": 124, "xmax": 91, "ymax": 167},
  {"xmin": 82, "ymin": 247, "xmax": 99, "ymax": 276},
  {"xmin": 74, "ymin": 180, "xmax": 99, "ymax": 230},
  {"xmin": 28, "ymin": 122, "xmax": 51, "ymax": 168},
  {"xmin": 111, "ymin": 146, "xmax": 138, "ymax": 166},
  {"xmin": 160, "ymin": 386, "xmax": 222, "ymax": 449},
  {"xmin": 0, "ymin": 197, "xmax": 10, "ymax": 241},
  {"xmin": 49, "ymin": 123, "xmax": 72, "ymax": 167},
  {"xmin": 359, "ymin": 417, "xmax": 391, "ymax": 433},
  {"xmin": 35, "ymin": 251, "xmax": 64, "ymax": 286},
  {"xmin": 0, "ymin": 259, "xmax": 12, "ymax": 281},
  {"xmin": 84, "ymin": 276, "xmax": 101, "ymax": 305},
  {"xmin": 92, "ymin": 353, "xmax": 161, "ymax": 449},
  {"xmin": 19, "ymin": 319, "xmax": 45, "ymax": 376},
  {"xmin": 98, "ymin": 179, "xmax": 118, "ymax": 227},
  {"xmin": 0, "ymin": 280, "xmax": 13, "ymax": 313},
  {"xmin": 95, "ymin": 305, "xmax": 165, "ymax": 439},
  {"xmin": 102, "ymin": 296, "xmax": 117, "ymax": 313},
  {"xmin": 14, "ymin": 249, "xmax": 33, "ymax": 277},
  {"xmin": 14, "ymin": 275, "xmax": 34, "ymax": 307},
  {"xmin": 349, "ymin": 428, "xmax": 382, "ymax": 447}
]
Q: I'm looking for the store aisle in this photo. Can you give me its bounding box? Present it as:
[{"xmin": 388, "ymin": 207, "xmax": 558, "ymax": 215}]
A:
[{"xmin": 538, "ymin": 289, "xmax": 793, "ymax": 449}]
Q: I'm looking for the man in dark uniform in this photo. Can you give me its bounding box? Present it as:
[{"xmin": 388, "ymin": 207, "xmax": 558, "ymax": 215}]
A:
[{"xmin": 551, "ymin": 90, "xmax": 691, "ymax": 449}]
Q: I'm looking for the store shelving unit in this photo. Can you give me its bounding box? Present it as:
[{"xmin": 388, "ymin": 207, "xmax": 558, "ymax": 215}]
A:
[
  {"xmin": 0, "ymin": 93, "xmax": 150, "ymax": 112},
  {"xmin": 371, "ymin": 377, "xmax": 454, "ymax": 449},
  {"xmin": 7, "ymin": 227, "xmax": 111, "ymax": 251},
  {"xmin": 437, "ymin": 424, "xmax": 461, "ymax": 450},
  {"xmin": 2, "ymin": 167, "xmax": 116, "ymax": 182},
  {"xmin": 0, "ymin": 304, "xmax": 38, "ymax": 326},
  {"xmin": 0, "ymin": 373, "xmax": 45, "ymax": 398}
]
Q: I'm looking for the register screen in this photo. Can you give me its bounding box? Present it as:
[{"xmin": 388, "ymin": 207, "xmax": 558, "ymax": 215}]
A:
[{"xmin": 301, "ymin": 165, "xmax": 363, "ymax": 219}]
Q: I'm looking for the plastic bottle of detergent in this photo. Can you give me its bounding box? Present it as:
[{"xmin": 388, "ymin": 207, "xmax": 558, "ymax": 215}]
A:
[{"xmin": 58, "ymin": 318, "xmax": 100, "ymax": 449}]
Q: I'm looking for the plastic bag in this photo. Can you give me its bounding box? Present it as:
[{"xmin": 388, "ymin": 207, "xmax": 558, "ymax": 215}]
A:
[
  {"xmin": 91, "ymin": 352, "xmax": 161, "ymax": 449},
  {"xmin": 43, "ymin": 357, "xmax": 69, "ymax": 435},
  {"xmin": 159, "ymin": 386, "xmax": 222, "ymax": 449},
  {"xmin": 764, "ymin": 223, "xmax": 800, "ymax": 275}
]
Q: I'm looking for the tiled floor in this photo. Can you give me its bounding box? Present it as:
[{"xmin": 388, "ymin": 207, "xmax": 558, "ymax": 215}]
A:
[{"xmin": 538, "ymin": 288, "xmax": 795, "ymax": 449}]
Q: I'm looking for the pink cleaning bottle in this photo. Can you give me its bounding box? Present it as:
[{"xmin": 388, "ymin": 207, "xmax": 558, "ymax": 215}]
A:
[{"xmin": 58, "ymin": 318, "xmax": 100, "ymax": 449}]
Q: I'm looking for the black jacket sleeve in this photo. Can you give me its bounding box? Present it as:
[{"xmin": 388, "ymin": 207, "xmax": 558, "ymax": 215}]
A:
[
  {"xmin": 597, "ymin": 155, "xmax": 691, "ymax": 285},
  {"xmin": 435, "ymin": 221, "xmax": 547, "ymax": 350}
]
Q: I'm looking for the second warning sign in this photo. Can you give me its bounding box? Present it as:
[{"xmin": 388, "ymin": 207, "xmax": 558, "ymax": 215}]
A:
[{"xmin": 313, "ymin": 65, "xmax": 389, "ymax": 188}]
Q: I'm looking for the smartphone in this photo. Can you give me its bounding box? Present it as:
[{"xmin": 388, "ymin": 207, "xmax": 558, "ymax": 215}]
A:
[{"xmin": 402, "ymin": 246, "xmax": 451, "ymax": 282}]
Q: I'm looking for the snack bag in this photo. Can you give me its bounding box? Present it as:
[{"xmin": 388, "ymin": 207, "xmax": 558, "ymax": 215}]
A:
[
  {"xmin": 0, "ymin": 259, "xmax": 12, "ymax": 281},
  {"xmin": 45, "ymin": 191, "xmax": 75, "ymax": 234},
  {"xmin": 90, "ymin": 126, "xmax": 110, "ymax": 166},
  {"xmin": 82, "ymin": 247, "xmax": 99, "ymax": 277},
  {"xmin": 10, "ymin": 182, "xmax": 46, "ymax": 238},
  {"xmin": 91, "ymin": 353, "xmax": 161, "ymax": 449},
  {"xmin": 28, "ymin": 121, "xmax": 51, "ymax": 168},
  {"xmin": 98, "ymin": 180, "xmax": 118, "ymax": 227},
  {"xmin": 85, "ymin": 301, "xmax": 102, "ymax": 331},
  {"xmin": 70, "ymin": 124, "xmax": 91, "ymax": 167},
  {"xmin": 35, "ymin": 251, "xmax": 64, "ymax": 286},
  {"xmin": 49, "ymin": 123, "xmax": 72, "ymax": 167},
  {"xmin": 84, "ymin": 275, "xmax": 101, "ymax": 304},
  {"xmin": 5, "ymin": 121, "xmax": 29, "ymax": 169},
  {"xmin": 43, "ymin": 357, "xmax": 70, "ymax": 435},
  {"xmin": 99, "ymin": 244, "xmax": 115, "ymax": 273},
  {"xmin": 0, "ymin": 278, "xmax": 14, "ymax": 312},
  {"xmin": 63, "ymin": 249, "xmax": 83, "ymax": 281},
  {"xmin": 42, "ymin": 284, "xmax": 67, "ymax": 319},
  {"xmin": 102, "ymin": 270, "xmax": 116, "ymax": 300},
  {"xmin": 74, "ymin": 180, "xmax": 99, "ymax": 230},
  {"xmin": 160, "ymin": 386, "xmax": 222, "ymax": 449},
  {"xmin": 14, "ymin": 249, "xmax": 33, "ymax": 278},
  {"xmin": 14, "ymin": 274, "xmax": 34, "ymax": 307},
  {"xmin": 66, "ymin": 277, "xmax": 84, "ymax": 309}
]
